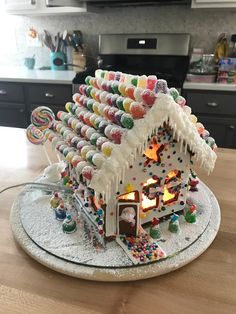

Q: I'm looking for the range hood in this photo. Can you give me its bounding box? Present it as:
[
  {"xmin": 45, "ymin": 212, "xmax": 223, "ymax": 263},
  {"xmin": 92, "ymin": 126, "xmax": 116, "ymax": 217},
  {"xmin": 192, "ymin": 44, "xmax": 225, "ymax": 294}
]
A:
[
  {"xmin": 84, "ymin": 0, "xmax": 191, "ymax": 6},
  {"xmin": 46, "ymin": 0, "xmax": 191, "ymax": 8}
]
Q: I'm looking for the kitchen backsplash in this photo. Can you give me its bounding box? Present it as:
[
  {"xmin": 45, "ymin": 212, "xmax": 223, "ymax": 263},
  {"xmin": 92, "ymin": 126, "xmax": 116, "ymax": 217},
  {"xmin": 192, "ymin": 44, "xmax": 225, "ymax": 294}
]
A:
[{"xmin": 2, "ymin": 5, "xmax": 236, "ymax": 68}]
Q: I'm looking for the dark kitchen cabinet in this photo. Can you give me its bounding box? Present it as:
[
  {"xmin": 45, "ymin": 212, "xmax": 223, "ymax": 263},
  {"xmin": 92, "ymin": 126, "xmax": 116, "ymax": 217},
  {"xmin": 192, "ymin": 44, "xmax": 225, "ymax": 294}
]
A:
[
  {"xmin": 0, "ymin": 81, "xmax": 72, "ymax": 128},
  {"xmin": 183, "ymin": 89, "xmax": 236, "ymax": 148}
]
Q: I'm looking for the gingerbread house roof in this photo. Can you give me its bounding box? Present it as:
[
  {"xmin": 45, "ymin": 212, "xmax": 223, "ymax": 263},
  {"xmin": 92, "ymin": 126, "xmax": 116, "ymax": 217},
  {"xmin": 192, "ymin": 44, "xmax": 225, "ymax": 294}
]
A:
[{"xmin": 45, "ymin": 71, "xmax": 217, "ymax": 201}]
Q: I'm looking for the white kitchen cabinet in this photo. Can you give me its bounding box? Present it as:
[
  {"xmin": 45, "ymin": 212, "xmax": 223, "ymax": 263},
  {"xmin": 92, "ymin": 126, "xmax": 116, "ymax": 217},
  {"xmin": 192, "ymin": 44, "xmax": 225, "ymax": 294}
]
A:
[
  {"xmin": 192, "ymin": 0, "xmax": 236, "ymax": 8},
  {"xmin": 5, "ymin": 0, "xmax": 88, "ymax": 15},
  {"xmin": 5, "ymin": 0, "xmax": 38, "ymax": 11}
]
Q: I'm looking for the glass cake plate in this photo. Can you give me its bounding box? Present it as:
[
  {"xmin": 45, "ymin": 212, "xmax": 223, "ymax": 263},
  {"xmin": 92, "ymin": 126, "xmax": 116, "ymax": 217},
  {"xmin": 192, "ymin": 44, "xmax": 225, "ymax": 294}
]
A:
[{"xmin": 10, "ymin": 179, "xmax": 220, "ymax": 281}]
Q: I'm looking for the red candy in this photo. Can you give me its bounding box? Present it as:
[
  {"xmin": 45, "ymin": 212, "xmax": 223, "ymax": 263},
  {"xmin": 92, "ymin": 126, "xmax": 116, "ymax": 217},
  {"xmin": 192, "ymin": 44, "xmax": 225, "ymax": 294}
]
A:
[
  {"xmin": 110, "ymin": 127, "xmax": 124, "ymax": 144},
  {"xmin": 82, "ymin": 166, "xmax": 94, "ymax": 180},
  {"xmin": 130, "ymin": 102, "xmax": 146, "ymax": 119},
  {"xmin": 141, "ymin": 90, "xmax": 156, "ymax": 107}
]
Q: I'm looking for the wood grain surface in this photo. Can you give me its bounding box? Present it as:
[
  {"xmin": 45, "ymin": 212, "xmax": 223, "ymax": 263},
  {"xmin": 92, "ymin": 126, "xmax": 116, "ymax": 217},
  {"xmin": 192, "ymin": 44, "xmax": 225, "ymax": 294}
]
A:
[{"xmin": 0, "ymin": 127, "xmax": 235, "ymax": 314}]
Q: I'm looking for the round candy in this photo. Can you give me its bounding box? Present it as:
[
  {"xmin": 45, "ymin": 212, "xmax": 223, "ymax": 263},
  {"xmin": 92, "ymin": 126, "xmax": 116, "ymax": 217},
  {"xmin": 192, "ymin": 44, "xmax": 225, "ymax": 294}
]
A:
[
  {"xmin": 96, "ymin": 136, "xmax": 108, "ymax": 150},
  {"xmin": 86, "ymin": 150, "xmax": 96, "ymax": 164},
  {"xmin": 190, "ymin": 114, "xmax": 198, "ymax": 124},
  {"xmin": 26, "ymin": 124, "xmax": 46, "ymax": 145},
  {"xmin": 66, "ymin": 151, "xmax": 76, "ymax": 163},
  {"xmin": 130, "ymin": 102, "xmax": 146, "ymax": 119},
  {"xmin": 176, "ymin": 95, "xmax": 186, "ymax": 107},
  {"xmin": 71, "ymin": 155, "xmax": 82, "ymax": 168},
  {"xmin": 99, "ymin": 120, "xmax": 109, "ymax": 133},
  {"xmin": 141, "ymin": 90, "xmax": 156, "ymax": 106},
  {"xmin": 114, "ymin": 110, "xmax": 124, "ymax": 125},
  {"xmin": 94, "ymin": 116, "xmax": 103, "ymax": 128},
  {"xmin": 92, "ymin": 153, "xmax": 106, "ymax": 168},
  {"xmin": 87, "ymin": 99, "xmax": 95, "ymax": 112},
  {"xmin": 65, "ymin": 102, "xmax": 74, "ymax": 113},
  {"xmin": 84, "ymin": 112, "xmax": 93, "ymax": 126},
  {"xmin": 156, "ymin": 79, "xmax": 168, "ymax": 94},
  {"xmin": 125, "ymin": 85, "xmax": 135, "ymax": 100},
  {"xmin": 85, "ymin": 75, "xmax": 92, "ymax": 85},
  {"xmin": 81, "ymin": 146, "xmax": 95, "ymax": 159},
  {"xmin": 76, "ymin": 161, "xmax": 88, "ymax": 175},
  {"xmin": 120, "ymin": 113, "xmax": 134, "ymax": 129},
  {"xmin": 77, "ymin": 140, "xmax": 88, "ymax": 151},
  {"xmin": 116, "ymin": 96, "xmax": 125, "ymax": 111},
  {"xmin": 104, "ymin": 125, "xmax": 114, "ymax": 139},
  {"xmin": 123, "ymin": 98, "xmax": 133, "ymax": 113},
  {"xmin": 106, "ymin": 93, "xmax": 113, "ymax": 106},
  {"xmin": 183, "ymin": 106, "xmax": 192, "ymax": 116},
  {"xmin": 80, "ymin": 125, "xmax": 90, "ymax": 137},
  {"xmin": 89, "ymin": 113, "xmax": 98, "ymax": 128},
  {"xmin": 93, "ymin": 102, "xmax": 100, "ymax": 115},
  {"xmin": 99, "ymin": 91, "xmax": 108, "ymax": 104},
  {"xmin": 85, "ymin": 127, "xmax": 97, "ymax": 140},
  {"xmin": 110, "ymin": 127, "xmax": 124, "ymax": 144},
  {"xmin": 82, "ymin": 166, "xmax": 94, "ymax": 180},
  {"xmin": 133, "ymin": 87, "xmax": 143, "ymax": 102},
  {"xmin": 111, "ymin": 81, "xmax": 120, "ymax": 94},
  {"xmin": 71, "ymin": 136, "xmax": 80, "ymax": 147},
  {"xmin": 31, "ymin": 106, "xmax": 55, "ymax": 130},
  {"xmin": 90, "ymin": 133, "xmax": 101, "ymax": 146},
  {"xmin": 169, "ymin": 88, "xmax": 179, "ymax": 101},
  {"xmin": 101, "ymin": 142, "xmax": 114, "ymax": 157},
  {"xmin": 108, "ymin": 107, "xmax": 119, "ymax": 122},
  {"xmin": 72, "ymin": 93, "xmax": 81, "ymax": 104},
  {"xmin": 118, "ymin": 83, "xmax": 127, "ymax": 96}
]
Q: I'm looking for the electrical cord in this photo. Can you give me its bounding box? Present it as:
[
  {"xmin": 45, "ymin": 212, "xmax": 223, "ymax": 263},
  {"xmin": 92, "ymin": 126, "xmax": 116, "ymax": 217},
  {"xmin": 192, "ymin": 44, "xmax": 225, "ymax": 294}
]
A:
[{"xmin": 0, "ymin": 182, "xmax": 73, "ymax": 195}]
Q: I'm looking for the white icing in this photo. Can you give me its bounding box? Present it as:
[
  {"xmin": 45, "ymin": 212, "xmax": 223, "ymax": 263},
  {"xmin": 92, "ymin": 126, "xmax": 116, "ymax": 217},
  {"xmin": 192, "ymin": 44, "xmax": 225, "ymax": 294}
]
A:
[{"xmin": 89, "ymin": 94, "xmax": 217, "ymax": 196}]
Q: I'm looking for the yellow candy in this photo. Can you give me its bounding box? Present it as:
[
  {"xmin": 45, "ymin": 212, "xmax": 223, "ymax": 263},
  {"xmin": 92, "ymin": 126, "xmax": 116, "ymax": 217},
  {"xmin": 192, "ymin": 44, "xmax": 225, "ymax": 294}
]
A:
[
  {"xmin": 104, "ymin": 71, "xmax": 109, "ymax": 80},
  {"xmin": 66, "ymin": 151, "xmax": 75, "ymax": 163},
  {"xmin": 125, "ymin": 183, "xmax": 135, "ymax": 193},
  {"xmin": 92, "ymin": 102, "xmax": 100, "ymax": 115},
  {"xmin": 190, "ymin": 114, "xmax": 198, "ymax": 124},
  {"xmin": 140, "ymin": 212, "xmax": 146, "ymax": 219},
  {"xmin": 65, "ymin": 102, "xmax": 71, "ymax": 113},
  {"xmin": 137, "ymin": 75, "xmax": 147, "ymax": 89},
  {"xmin": 102, "ymin": 142, "xmax": 113, "ymax": 156},
  {"xmin": 90, "ymin": 88, "xmax": 97, "ymax": 100},
  {"xmin": 124, "ymin": 74, "xmax": 132, "ymax": 84},
  {"xmin": 118, "ymin": 83, "xmax": 127, "ymax": 96},
  {"xmin": 123, "ymin": 98, "xmax": 133, "ymax": 113}
]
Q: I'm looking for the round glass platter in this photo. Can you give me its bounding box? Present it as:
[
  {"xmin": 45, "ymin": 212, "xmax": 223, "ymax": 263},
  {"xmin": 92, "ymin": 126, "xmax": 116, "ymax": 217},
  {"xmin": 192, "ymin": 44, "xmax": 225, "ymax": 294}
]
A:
[{"xmin": 10, "ymin": 180, "xmax": 220, "ymax": 281}]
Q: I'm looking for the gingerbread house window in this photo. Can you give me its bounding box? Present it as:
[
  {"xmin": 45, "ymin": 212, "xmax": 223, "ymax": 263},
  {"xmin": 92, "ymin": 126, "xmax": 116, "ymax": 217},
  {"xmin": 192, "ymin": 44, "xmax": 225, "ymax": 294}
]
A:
[
  {"xmin": 141, "ymin": 178, "xmax": 160, "ymax": 212},
  {"xmin": 143, "ymin": 137, "xmax": 165, "ymax": 164},
  {"xmin": 163, "ymin": 170, "xmax": 181, "ymax": 205},
  {"xmin": 118, "ymin": 191, "xmax": 139, "ymax": 203}
]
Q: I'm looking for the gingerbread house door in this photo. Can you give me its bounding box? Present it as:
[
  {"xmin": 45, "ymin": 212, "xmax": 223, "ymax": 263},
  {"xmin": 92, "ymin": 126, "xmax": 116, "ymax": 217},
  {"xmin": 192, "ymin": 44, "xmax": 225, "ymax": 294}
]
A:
[{"xmin": 117, "ymin": 202, "xmax": 139, "ymax": 236}]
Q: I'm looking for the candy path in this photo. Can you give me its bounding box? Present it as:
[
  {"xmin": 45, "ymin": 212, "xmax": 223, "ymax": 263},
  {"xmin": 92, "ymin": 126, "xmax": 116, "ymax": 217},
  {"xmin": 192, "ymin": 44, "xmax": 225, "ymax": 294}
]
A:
[{"xmin": 0, "ymin": 127, "xmax": 236, "ymax": 314}]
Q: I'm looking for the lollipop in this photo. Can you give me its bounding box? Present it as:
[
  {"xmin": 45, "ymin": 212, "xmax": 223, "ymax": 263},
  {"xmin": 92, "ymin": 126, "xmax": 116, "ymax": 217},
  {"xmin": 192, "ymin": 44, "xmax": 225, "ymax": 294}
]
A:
[
  {"xmin": 26, "ymin": 124, "xmax": 46, "ymax": 145},
  {"xmin": 31, "ymin": 106, "xmax": 55, "ymax": 130}
]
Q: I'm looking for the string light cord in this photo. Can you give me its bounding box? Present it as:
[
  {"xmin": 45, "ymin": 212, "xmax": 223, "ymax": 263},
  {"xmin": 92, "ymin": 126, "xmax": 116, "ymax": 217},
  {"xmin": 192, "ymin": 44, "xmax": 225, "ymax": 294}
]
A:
[{"xmin": 0, "ymin": 182, "xmax": 73, "ymax": 195}]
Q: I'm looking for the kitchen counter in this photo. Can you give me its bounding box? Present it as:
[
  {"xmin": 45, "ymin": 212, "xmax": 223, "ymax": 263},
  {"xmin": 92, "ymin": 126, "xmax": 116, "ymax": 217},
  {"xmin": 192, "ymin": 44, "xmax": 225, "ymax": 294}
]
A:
[
  {"xmin": 0, "ymin": 127, "xmax": 236, "ymax": 314},
  {"xmin": 0, "ymin": 67, "xmax": 76, "ymax": 85},
  {"xmin": 183, "ymin": 81, "xmax": 236, "ymax": 92}
]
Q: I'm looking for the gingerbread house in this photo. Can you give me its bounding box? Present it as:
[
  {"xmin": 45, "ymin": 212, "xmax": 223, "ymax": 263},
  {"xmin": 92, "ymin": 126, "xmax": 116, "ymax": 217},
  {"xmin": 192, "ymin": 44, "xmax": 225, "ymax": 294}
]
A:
[{"xmin": 45, "ymin": 70, "xmax": 217, "ymax": 243}]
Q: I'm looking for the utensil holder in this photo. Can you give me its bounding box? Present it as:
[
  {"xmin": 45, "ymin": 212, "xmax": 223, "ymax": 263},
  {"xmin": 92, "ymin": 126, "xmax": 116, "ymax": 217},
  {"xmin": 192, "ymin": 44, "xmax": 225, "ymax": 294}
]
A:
[
  {"xmin": 72, "ymin": 51, "xmax": 86, "ymax": 72},
  {"xmin": 50, "ymin": 52, "xmax": 66, "ymax": 71}
]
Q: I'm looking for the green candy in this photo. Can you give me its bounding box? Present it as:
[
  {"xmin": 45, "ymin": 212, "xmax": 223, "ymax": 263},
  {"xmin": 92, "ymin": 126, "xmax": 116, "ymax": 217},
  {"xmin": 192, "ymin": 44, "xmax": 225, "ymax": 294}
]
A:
[
  {"xmin": 87, "ymin": 99, "xmax": 94, "ymax": 112},
  {"xmin": 150, "ymin": 226, "xmax": 161, "ymax": 239},
  {"xmin": 85, "ymin": 76, "xmax": 92, "ymax": 85},
  {"xmin": 169, "ymin": 88, "xmax": 179, "ymax": 101},
  {"xmin": 168, "ymin": 221, "xmax": 179, "ymax": 233},
  {"xmin": 86, "ymin": 86, "xmax": 93, "ymax": 97},
  {"xmin": 131, "ymin": 77, "xmax": 138, "ymax": 87},
  {"xmin": 112, "ymin": 82, "xmax": 120, "ymax": 95},
  {"xmin": 185, "ymin": 211, "xmax": 196, "ymax": 223},
  {"xmin": 121, "ymin": 114, "xmax": 134, "ymax": 129},
  {"xmin": 116, "ymin": 97, "xmax": 125, "ymax": 111}
]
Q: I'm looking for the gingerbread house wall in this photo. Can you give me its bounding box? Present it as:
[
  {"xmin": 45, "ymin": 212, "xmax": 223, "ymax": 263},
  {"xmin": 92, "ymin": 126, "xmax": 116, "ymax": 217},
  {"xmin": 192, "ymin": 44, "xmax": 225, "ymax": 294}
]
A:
[{"xmin": 104, "ymin": 129, "xmax": 191, "ymax": 237}]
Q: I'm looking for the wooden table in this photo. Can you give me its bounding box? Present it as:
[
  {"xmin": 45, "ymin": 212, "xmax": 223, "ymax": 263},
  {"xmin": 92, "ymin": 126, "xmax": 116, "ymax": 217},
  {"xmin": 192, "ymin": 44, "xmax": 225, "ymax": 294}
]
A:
[{"xmin": 0, "ymin": 127, "xmax": 235, "ymax": 314}]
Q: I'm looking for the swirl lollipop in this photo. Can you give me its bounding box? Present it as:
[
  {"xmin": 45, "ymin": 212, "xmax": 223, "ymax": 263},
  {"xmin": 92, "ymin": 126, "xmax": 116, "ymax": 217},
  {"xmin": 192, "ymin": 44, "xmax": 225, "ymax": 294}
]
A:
[
  {"xmin": 26, "ymin": 124, "xmax": 46, "ymax": 145},
  {"xmin": 31, "ymin": 106, "xmax": 55, "ymax": 130},
  {"xmin": 26, "ymin": 124, "xmax": 52, "ymax": 165}
]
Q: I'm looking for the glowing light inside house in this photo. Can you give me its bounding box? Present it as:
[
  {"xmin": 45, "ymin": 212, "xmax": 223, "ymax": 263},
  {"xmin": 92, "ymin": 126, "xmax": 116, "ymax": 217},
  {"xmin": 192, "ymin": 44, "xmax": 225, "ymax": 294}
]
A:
[
  {"xmin": 118, "ymin": 192, "xmax": 136, "ymax": 201},
  {"xmin": 163, "ymin": 185, "xmax": 176, "ymax": 203},
  {"xmin": 141, "ymin": 194, "xmax": 156, "ymax": 210},
  {"xmin": 143, "ymin": 143, "xmax": 161, "ymax": 161}
]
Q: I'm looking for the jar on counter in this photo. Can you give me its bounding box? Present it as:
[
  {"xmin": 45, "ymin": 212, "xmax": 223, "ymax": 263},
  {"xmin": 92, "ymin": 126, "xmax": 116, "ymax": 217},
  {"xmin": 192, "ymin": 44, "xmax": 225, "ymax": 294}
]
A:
[{"xmin": 229, "ymin": 34, "xmax": 236, "ymax": 57}]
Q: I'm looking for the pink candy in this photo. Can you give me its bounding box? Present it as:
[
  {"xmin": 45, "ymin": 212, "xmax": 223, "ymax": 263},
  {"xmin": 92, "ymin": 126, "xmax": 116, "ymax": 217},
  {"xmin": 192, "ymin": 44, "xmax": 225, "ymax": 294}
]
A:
[{"xmin": 130, "ymin": 102, "xmax": 146, "ymax": 119}]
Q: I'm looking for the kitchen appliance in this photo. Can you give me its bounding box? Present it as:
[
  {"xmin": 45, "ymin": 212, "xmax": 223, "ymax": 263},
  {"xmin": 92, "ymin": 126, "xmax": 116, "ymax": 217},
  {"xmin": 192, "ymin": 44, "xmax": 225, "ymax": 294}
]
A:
[
  {"xmin": 73, "ymin": 33, "xmax": 190, "ymax": 93},
  {"xmin": 46, "ymin": 0, "xmax": 191, "ymax": 8}
]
